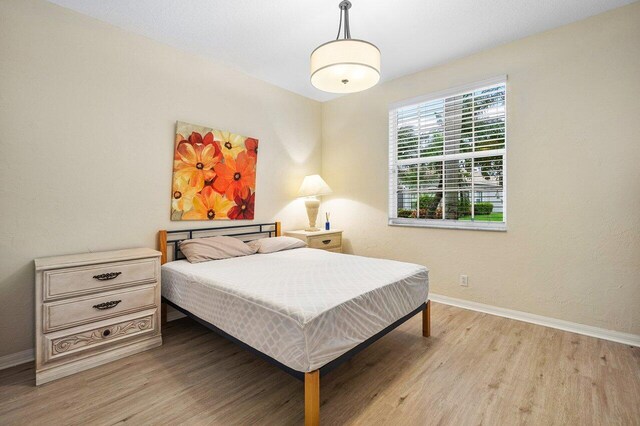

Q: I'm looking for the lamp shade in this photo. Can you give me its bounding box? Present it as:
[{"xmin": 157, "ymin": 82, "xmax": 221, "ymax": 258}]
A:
[
  {"xmin": 310, "ymin": 39, "xmax": 380, "ymax": 93},
  {"xmin": 297, "ymin": 174, "xmax": 333, "ymax": 198}
]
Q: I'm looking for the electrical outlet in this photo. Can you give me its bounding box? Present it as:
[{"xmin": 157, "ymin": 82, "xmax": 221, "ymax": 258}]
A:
[{"xmin": 459, "ymin": 275, "xmax": 469, "ymax": 287}]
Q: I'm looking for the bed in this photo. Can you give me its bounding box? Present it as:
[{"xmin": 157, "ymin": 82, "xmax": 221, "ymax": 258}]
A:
[{"xmin": 158, "ymin": 222, "xmax": 430, "ymax": 426}]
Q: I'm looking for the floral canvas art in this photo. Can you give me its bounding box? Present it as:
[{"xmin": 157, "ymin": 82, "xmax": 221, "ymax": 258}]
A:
[{"xmin": 171, "ymin": 121, "xmax": 258, "ymax": 221}]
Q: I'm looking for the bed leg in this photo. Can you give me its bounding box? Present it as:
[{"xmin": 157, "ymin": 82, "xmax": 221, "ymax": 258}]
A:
[
  {"xmin": 305, "ymin": 370, "xmax": 320, "ymax": 426},
  {"xmin": 422, "ymin": 300, "xmax": 431, "ymax": 337}
]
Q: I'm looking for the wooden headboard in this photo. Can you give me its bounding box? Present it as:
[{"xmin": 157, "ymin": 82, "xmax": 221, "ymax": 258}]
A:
[{"xmin": 158, "ymin": 222, "xmax": 281, "ymax": 265}]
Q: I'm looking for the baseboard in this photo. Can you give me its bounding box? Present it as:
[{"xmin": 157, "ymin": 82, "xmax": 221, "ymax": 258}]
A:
[
  {"xmin": 430, "ymin": 293, "xmax": 640, "ymax": 347},
  {"xmin": 0, "ymin": 348, "xmax": 34, "ymax": 370}
]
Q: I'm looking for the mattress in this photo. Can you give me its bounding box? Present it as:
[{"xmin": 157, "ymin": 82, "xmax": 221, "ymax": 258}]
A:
[{"xmin": 161, "ymin": 248, "xmax": 429, "ymax": 372}]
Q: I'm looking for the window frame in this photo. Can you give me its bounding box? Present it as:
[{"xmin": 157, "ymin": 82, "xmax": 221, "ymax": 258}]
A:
[{"xmin": 388, "ymin": 75, "xmax": 508, "ymax": 231}]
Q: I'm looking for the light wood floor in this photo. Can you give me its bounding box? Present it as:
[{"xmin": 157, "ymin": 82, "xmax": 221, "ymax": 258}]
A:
[{"xmin": 1, "ymin": 303, "xmax": 639, "ymax": 425}]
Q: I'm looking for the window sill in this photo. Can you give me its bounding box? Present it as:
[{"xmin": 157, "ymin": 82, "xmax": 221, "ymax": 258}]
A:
[{"xmin": 388, "ymin": 218, "xmax": 507, "ymax": 232}]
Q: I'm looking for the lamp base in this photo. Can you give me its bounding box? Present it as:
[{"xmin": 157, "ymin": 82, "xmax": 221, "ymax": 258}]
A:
[
  {"xmin": 305, "ymin": 227, "xmax": 321, "ymax": 232},
  {"xmin": 304, "ymin": 198, "xmax": 321, "ymax": 231}
]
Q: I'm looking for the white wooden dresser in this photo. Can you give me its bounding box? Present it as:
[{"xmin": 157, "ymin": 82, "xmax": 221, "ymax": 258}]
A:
[
  {"xmin": 284, "ymin": 229, "xmax": 343, "ymax": 253},
  {"xmin": 34, "ymin": 248, "xmax": 162, "ymax": 385}
]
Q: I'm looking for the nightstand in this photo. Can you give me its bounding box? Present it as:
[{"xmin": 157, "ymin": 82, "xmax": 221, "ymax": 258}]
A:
[{"xmin": 284, "ymin": 229, "xmax": 343, "ymax": 253}]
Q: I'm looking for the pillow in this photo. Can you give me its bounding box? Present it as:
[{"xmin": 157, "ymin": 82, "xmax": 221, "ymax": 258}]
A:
[
  {"xmin": 248, "ymin": 236, "xmax": 307, "ymax": 254},
  {"xmin": 179, "ymin": 236, "xmax": 257, "ymax": 263}
]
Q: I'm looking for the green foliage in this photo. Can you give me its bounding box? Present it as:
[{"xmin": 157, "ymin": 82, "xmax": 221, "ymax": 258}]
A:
[
  {"xmin": 474, "ymin": 202, "xmax": 494, "ymax": 215},
  {"xmin": 396, "ymin": 125, "xmax": 445, "ymax": 160},
  {"xmin": 418, "ymin": 194, "xmax": 435, "ymax": 209},
  {"xmin": 397, "ymin": 209, "xmax": 414, "ymax": 218},
  {"xmin": 458, "ymin": 194, "xmax": 471, "ymax": 216},
  {"xmin": 459, "ymin": 212, "xmax": 503, "ymax": 222},
  {"xmin": 413, "ymin": 194, "xmax": 443, "ymax": 219}
]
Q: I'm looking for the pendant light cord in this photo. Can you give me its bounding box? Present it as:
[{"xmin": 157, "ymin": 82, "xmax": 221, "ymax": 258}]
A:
[
  {"xmin": 335, "ymin": 1, "xmax": 352, "ymax": 40},
  {"xmin": 344, "ymin": 6, "xmax": 351, "ymax": 39}
]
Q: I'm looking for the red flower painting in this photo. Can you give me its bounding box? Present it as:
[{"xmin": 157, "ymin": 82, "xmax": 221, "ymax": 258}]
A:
[
  {"xmin": 227, "ymin": 188, "xmax": 256, "ymax": 220},
  {"xmin": 171, "ymin": 122, "xmax": 258, "ymax": 220},
  {"xmin": 245, "ymin": 137, "xmax": 258, "ymax": 158},
  {"xmin": 212, "ymin": 151, "xmax": 256, "ymax": 200}
]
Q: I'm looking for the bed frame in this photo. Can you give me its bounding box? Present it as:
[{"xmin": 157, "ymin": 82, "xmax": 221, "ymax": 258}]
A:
[{"xmin": 158, "ymin": 222, "xmax": 431, "ymax": 426}]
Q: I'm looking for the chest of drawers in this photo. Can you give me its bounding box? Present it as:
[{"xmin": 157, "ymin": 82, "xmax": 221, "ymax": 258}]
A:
[{"xmin": 34, "ymin": 248, "xmax": 162, "ymax": 385}]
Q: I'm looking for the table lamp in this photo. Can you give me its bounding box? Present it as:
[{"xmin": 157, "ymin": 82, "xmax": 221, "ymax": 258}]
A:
[{"xmin": 297, "ymin": 174, "xmax": 332, "ymax": 231}]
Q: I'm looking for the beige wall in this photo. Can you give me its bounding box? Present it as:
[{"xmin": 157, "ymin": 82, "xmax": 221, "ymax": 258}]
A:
[
  {"xmin": 322, "ymin": 3, "xmax": 640, "ymax": 335},
  {"xmin": 0, "ymin": 0, "xmax": 321, "ymax": 357}
]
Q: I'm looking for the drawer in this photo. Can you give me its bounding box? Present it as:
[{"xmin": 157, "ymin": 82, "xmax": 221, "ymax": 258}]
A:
[
  {"xmin": 44, "ymin": 310, "xmax": 157, "ymax": 363},
  {"xmin": 43, "ymin": 284, "xmax": 157, "ymax": 332},
  {"xmin": 43, "ymin": 258, "xmax": 157, "ymax": 301},
  {"xmin": 307, "ymin": 233, "xmax": 342, "ymax": 250}
]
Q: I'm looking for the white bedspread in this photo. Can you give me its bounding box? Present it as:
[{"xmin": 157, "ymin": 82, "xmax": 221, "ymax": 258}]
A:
[{"xmin": 162, "ymin": 248, "xmax": 429, "ymax": 372}]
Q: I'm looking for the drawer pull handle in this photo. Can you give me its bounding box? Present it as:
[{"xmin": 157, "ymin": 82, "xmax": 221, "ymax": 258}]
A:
[
  {"xmin": 322, "ymin": 239, "xmax": 331, "ymax": 244},
  {"xmin": 102, "ymin": 329, "xmax": 111, "ymax": 337},
  {"xmin": 92, "ymin": 300, "xmax": 121, "ymax": 310},
  {"xmin": 93, "ymin": 272, "xmax": 122, "ymax": 281}
]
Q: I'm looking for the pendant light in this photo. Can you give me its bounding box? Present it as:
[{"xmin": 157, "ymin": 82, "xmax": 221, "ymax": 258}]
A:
[{"xmin": 310, "ymin": 1, "xmax": 380, "ymax": 94}]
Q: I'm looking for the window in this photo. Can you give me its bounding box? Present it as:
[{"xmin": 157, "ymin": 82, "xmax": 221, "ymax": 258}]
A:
[{"xmin": 388, "ymin": 76, "xmax": 507, "ymax": 230}]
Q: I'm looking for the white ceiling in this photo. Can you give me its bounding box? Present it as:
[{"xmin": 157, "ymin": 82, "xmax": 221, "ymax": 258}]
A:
[{"xmin": 47, "ymin": 0, "xmax": 634, "ymax": 102}]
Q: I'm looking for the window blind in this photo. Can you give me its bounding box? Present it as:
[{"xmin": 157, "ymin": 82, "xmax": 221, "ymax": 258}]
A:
[{"xmin": 388, "ymin": 77, "xmax": 507, "ymax": 230}]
